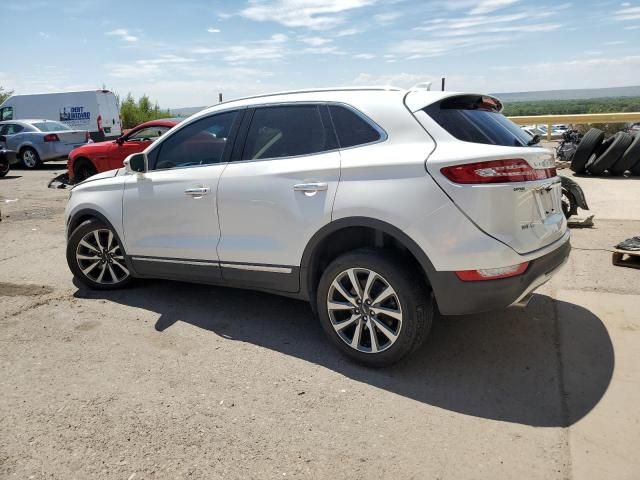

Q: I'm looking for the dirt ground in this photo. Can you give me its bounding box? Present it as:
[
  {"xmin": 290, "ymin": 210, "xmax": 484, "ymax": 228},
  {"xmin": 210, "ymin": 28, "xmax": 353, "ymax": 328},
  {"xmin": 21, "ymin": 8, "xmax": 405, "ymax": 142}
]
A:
[{"xmin": 1, "ymin": 162, "xmax": 639, "ymax": 479}]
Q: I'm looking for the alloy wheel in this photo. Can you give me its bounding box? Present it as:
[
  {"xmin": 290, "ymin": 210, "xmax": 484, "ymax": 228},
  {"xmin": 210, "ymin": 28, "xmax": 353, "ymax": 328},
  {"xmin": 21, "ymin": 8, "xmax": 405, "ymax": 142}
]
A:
[
  {"xmin": 75, "ymin": 229, "xmax": 130, "ymax": 284},
  {"xmin": 326, "ymin": 268, "xmax": 403, "ymax": 354},
  {"xmin": 22, "ymin": 150, "xmax": 38, "ymax": 168}
]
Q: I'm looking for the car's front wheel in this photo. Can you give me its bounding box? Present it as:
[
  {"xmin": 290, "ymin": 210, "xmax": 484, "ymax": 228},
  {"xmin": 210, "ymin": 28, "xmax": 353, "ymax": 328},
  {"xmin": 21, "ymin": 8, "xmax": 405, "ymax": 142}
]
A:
[
  {"xmin": 66, "ymin": 219, "xmax": 132, "ymax": 290},
  {"xmin": 73, "ymin": 159, "xmax": 98, "ymax": 183},
  {"xmin": 317, "ymin": 249, "xmax": 433, "ymax": 367},
  {"xmin": 20, "ymin": 147, "xmax": 41, "ymax": 169}
]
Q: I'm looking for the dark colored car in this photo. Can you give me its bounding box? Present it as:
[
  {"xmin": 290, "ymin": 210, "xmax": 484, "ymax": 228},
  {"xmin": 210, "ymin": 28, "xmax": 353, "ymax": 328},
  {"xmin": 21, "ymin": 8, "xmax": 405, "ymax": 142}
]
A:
[{"xmin": 68, "ymin": 119, "xmax": 178, "ymax": 183}]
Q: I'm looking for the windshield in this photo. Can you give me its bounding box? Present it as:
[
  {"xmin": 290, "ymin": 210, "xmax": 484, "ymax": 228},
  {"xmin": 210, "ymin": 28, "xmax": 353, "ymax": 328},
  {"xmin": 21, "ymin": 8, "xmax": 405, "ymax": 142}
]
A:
[
  {"xmin": 31, "ymin": 121, "xmax": 72, "ymax": 132},
  {"xmin": 424, "ymin": 95, "xmax": 533, "ymax": 147}
]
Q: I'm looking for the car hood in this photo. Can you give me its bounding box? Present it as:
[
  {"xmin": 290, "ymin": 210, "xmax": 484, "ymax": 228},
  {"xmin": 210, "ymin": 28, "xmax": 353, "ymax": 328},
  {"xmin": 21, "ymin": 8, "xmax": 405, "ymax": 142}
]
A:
[
  {"xmin": 72, "ymin": 140, "xmax": 116, "ymax": 153},
  {"xmin": 74, "ymin": 168, "xmax": 123, "ymax": 186}
]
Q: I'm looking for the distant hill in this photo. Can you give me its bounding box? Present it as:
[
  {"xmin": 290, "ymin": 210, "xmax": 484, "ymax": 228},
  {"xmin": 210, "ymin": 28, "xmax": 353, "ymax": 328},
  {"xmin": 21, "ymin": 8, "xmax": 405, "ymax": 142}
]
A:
[
  {"xmin": 492, "ymin": 86, "xmax": 640, "ymax": 102},
  {"xmin": 168, "ymin": 106, "xmax": 207, "ymax": 118}
]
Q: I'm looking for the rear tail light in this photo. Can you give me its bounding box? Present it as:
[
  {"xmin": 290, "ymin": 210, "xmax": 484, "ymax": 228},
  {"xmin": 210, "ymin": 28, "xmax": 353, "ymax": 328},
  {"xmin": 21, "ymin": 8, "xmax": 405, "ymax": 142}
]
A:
[
  {"xmin": 441, "ymin": 159, "xmax": 556, "ymax": 184},
  {"xmin": 97, "ymin": 114, "xmax": 103, "ymax": 133},
  {"xmin": 85, "ymin": 131, "xmax": 89, "ymax": 142},
  {"xmin": 43, "ymin": 134, "xmax": 60, "ymax": 142},
  {"xmin": 455, "ymin": 262, "xmax": 529, "ymax": 281}
]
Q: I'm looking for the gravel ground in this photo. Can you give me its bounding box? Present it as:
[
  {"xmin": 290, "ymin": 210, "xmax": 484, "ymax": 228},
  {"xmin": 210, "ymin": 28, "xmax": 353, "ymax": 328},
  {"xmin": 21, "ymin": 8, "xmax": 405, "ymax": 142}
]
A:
[{"xmin": 1, "ymin": 163, "xmax": 639, "ymax": 479}]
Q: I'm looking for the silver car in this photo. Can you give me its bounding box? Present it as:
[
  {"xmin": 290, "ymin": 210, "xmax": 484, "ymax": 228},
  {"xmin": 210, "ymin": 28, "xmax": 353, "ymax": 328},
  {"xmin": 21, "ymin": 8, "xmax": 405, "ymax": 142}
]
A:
[{"xmin": 0, "ymin": 119, "xmax": 88, "ymax": 169}]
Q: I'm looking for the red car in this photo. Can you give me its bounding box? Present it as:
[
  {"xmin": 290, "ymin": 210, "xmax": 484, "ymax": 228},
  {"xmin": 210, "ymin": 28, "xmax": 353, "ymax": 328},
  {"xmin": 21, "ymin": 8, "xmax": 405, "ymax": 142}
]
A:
[{"xmin": 68, "ymin": 119, "xmax": 178, "ymax": 182}]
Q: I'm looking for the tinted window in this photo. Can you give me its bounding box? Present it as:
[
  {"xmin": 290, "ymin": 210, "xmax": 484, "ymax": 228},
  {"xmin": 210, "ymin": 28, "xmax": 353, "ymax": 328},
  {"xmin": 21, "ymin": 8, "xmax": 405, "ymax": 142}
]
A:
[
  {"xmin": 32, "ymin": 121, "xmax": 71, "ymax": 132},
  {"xmin": 151, "ymin": 111, "xmax": 237, "ymax": 170},
  {"xmin": 3, "ymin": 124, "xmax": 24, "ymax": 135},
  {"xmin": 242, "ymin": 105, "xmax": 334, "ymax": 160},
  {"xmin": 424, "ymin": 95, "xmax": 532, "ymax": 147},
  {"xmin": 128, "ymin": 126, "xmax": 170, "ymax": 142},
  {"xmin": 0, "ymin": 107, "xmax": 13, "ymax": 121},
  {"xmin": 329, "ymin": 105, "xmax": 381, "ymax": 148}
]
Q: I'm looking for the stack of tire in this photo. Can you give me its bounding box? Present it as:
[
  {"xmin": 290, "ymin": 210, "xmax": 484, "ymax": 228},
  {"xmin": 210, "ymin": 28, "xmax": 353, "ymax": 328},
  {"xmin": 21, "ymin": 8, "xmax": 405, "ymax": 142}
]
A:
[{"xmin": 570, "ymin": 128, "xmax": 640, "ymax": 176}]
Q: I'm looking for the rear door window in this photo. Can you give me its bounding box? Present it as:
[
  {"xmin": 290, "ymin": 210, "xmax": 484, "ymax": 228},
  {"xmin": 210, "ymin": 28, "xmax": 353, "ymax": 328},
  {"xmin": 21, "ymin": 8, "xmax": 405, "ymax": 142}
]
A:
[
  {"xmin": 328, "ymin": 105, "xmax": 381, "ymax": 148},
  {"xmin": 241, "ymin": 105, "xmax": 336, "ymax": 160},
  {"xmin": 424, "ymin": 95, "xmax": 532, "ymax": 147}
]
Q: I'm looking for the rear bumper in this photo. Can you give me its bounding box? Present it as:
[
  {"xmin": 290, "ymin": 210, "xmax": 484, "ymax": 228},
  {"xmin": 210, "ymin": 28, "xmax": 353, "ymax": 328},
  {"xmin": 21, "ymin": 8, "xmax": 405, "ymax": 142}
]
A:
[{"xmin": 430, "ymin": 237, "xmax": 571, "ymax": 315}]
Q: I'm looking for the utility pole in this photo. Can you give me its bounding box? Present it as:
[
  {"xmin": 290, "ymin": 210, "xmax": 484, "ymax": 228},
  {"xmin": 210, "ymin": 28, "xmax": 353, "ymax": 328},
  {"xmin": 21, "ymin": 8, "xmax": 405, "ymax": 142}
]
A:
[
  {"xmin": 219, "ymin": 93, "xmax": 223, "ymax": 103},
  {"xmin": 441, "ymin": 77, "xmax": 446, "ymax": 91}
]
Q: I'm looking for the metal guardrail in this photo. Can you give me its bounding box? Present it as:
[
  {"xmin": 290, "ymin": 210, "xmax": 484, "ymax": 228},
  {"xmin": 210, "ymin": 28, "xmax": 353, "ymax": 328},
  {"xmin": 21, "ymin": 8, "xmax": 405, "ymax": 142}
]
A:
[{"xmin": 508, "ymin": 112, "xmax": 640, "ymax": 140}]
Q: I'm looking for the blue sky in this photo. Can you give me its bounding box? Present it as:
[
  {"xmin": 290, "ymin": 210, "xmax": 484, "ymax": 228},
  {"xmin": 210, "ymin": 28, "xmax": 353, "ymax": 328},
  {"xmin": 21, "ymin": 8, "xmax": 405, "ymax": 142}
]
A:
[{"xmin": 3, "ymin": 0, "xmax": 640, "ymax": 107}]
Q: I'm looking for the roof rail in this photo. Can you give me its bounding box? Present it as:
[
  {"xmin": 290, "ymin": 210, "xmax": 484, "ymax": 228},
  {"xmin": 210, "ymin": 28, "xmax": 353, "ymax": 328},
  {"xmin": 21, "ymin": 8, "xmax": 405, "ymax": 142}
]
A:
[{"xmin": 409, "ymin": 82, "xmax": 433, "ymax": 92}]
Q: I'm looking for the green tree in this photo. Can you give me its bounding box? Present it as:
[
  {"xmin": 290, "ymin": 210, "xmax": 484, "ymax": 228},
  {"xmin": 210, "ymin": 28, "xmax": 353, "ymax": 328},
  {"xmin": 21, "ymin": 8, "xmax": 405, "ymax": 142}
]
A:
[
  {"xmin": 0, "ymin": 85, "xmax": 14, "ymax": 104},
  {"xmin": 116, "ymin": 92, "xmax": 171, "ymax": 129}
]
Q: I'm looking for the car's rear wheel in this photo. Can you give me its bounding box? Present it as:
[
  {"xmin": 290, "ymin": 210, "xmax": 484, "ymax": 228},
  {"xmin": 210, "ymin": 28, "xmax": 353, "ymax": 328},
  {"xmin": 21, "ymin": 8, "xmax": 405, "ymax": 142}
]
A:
[
  {"xmin": 317, "ymin": 249, "xmax": 433, "ymax": 367},
  {"xmin": 73, "ymin": 159, "xmax": 98, "ymax": 183},
  {"xmin": 0, "ymin": 160, "xmax": 9, "ymax": 177},
  {"xmin": 20, "ymin": 147, "xmax": 41, "ymax": 169},
  {"xmin": 66, "ymin": 219, "xmax": 132, "ymax": 290}
]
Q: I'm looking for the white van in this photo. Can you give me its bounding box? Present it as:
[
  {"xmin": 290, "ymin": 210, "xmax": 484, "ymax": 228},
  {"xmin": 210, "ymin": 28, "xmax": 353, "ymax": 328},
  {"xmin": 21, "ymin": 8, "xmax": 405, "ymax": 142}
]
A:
[{"xmin": 0, "ymin": 90, "xmax": 121, "ymax": 141}]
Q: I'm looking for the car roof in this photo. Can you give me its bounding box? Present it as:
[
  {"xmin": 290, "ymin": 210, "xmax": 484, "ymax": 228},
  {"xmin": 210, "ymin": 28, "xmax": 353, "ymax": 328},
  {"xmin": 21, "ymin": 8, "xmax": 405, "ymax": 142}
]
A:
[
  {"xmin": 191, "ymin": 86, "xmax": 477, "ymax": 120},
  {"xmin": 0, "ymin": 119, "xmax": 63, "ymax": 125},
  {"xmin": 133, "ymin": 119, "xmax": 179, "ymax": 129}
]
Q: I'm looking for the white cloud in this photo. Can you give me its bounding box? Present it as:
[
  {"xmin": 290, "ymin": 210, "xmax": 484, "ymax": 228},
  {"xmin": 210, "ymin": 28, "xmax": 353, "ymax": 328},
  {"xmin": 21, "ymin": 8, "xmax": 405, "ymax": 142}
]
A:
[
  {"xmin": 191, "ymin": 34, "xmax": 289, "ymax": 63},
  {"xmin": 353, "ymin": 53, "xmax": 375, "ymax": 59},
  {"xmin": 106, "ymin": 28, "xmax": 138, "ymax": 42},
  {"xmin": 239, "ymin": 0, "xmax": 375, "ymax": 29},
  {"xmin": 335, "ymin": 28, "xmax": 361, "ymax": 36},
  {"xmin": 299, "ymin": 36, "xmax": 332, "ymax": 46},
  {"xmin": 38, "ymin": 31, "xmax": 49, "ymax": 39},
  {"xmin": 373, "ymin": 11, "xmax": 402, "ymax": 24},
  {"xmin": 614, "ymin": 6, "xmax": 640, "ymax": 20},
  {"xmin": 470, "ymin": 0, "xmax": 520, "ymax": 15},
  {"xmin": 207, "ymin": 27, "xmax": 221, "ymax": 33}
]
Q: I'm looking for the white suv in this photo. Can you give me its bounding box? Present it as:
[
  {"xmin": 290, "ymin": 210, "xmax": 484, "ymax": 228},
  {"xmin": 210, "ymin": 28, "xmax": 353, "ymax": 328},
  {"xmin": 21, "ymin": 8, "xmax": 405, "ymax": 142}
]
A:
[{"xmin": 65, "ymin": 87, "xmax": 570, "ymax": 366}]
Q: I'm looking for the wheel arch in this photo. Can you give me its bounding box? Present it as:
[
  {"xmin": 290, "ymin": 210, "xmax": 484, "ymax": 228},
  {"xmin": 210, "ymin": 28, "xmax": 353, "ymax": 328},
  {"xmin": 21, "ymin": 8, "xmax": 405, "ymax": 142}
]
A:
[
  {"xmin": 67, "ymin": 208, "xmax": 117, "ymax": 240},
  {"xmin": 300, "ymin": 217, "xmax": 437, "ymax": 306}
]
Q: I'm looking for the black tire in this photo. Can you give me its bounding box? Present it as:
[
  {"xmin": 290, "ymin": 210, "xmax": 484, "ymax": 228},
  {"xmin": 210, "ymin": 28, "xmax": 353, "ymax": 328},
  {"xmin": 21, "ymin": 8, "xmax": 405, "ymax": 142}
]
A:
[
  {"xmin": 73, "ymin": 158, "xmax": 98, "ymax": 183},
  {"xmin": 570, "ymin": 128, "xmax": 604, "ymax": 173},
  {"xmin": 316, "ymin": 248, "xmax": 433, "ymax": 367},
  {"xmin": 66, "ymin": 219, "xmax": 133, "ymax": 290},
  {"xmin": 0, "ymin": 161, "xmax": 9, "ymax": 177},
  {"xmin": 613, "ymin": 133, "xmax": 640, "ymax": 176},
  {"xmin": 20, "ymin": 147, "xmax": 42, "ymax": 169},
  {"xmin": 587, "ymin": 132, "xmax": 633, "ymax": 175}
]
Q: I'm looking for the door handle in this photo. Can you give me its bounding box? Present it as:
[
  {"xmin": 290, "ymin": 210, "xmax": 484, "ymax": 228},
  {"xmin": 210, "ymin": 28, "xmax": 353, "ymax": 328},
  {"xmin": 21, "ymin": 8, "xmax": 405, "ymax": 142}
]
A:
[
  {"xmin": 293, "ymin": 182, "xmax": 329, "ymax": 193},
  {"xmin": 184, "ymin": 187, "xmax": 210, "ymax": 196}
]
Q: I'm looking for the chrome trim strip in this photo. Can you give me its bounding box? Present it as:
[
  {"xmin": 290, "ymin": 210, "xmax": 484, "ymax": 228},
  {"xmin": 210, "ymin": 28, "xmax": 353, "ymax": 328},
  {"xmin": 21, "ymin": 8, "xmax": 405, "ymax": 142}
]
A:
[
  {"xmin": 131, "ymin": 257, "xmax": 219, "ymax": 266},
  {"xmin": 131, "ymin": 256, "xmax": 293, "ymax": 274},
  {"xmin": 220, "ymin": 263, "xmax": 292, "ymax": 274}
]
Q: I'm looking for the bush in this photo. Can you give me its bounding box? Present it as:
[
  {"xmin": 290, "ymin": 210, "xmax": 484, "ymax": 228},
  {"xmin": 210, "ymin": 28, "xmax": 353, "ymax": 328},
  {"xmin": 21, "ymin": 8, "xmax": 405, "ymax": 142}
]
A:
[{"xmin": 117, "ymin": 93, "xmax": 171, "ymax": 129}]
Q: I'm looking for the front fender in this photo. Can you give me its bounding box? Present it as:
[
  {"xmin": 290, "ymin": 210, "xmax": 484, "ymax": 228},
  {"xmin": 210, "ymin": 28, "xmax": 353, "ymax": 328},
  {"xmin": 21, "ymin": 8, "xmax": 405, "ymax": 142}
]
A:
[{"xmin": 560, "ymin": 176, "xmax": 589, "ymax": 210}]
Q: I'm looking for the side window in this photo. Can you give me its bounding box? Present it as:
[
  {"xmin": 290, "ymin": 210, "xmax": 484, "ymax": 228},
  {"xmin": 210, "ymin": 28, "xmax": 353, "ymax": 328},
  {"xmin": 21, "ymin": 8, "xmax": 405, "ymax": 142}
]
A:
[
  {"xmin": 328, "ymin": 105, "xmax": 381, "ymax": 148},
  {"xmin": 0, "ymin": 107, "xmax": 13, "ymax": 121},
  {"xmin": 241, "ymin": 105, "xmax": 335, "ymax": 161},
  {"xmin": 4, "ymin": 124, "xmax": 23, "ymax": 135},
  {"xmin": 128, "ymin": 126, "xmax": 169, "ymax": 142},
  {"xmin": 150, "ymin": 112, "xmax": 237, "ymax": 171}
]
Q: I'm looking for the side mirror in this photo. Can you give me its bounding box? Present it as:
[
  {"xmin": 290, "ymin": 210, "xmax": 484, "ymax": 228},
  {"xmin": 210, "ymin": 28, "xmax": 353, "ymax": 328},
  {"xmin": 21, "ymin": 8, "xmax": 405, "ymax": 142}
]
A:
[
  {"xmin": 531, "ymin": 134, "xmax": 541, "ymax": 145},
  {"xmin": 0, "ymin": 135, "xmax": 6, "ymax": 142},
  {"xmin": 116, "ymin": 136, "xmax": 125, "ymax": 145},
  {"xmin": 124, "ymin": 152, "xmax": 146, "ymax": 174}
]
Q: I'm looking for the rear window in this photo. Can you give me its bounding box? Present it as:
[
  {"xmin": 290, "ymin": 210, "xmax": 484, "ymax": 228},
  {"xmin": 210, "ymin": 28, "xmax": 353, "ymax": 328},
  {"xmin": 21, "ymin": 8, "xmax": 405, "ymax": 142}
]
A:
[
  {"xmin": 329, "ymin": 105, "xmax": 381, "ymax": 148},
  {"xmin": 32, "ymin": 121, "xmax": 71, "ymax": 132},
  {"xmin": 424, "ymin": 95, "xmax": 532, "ymax": 147}
]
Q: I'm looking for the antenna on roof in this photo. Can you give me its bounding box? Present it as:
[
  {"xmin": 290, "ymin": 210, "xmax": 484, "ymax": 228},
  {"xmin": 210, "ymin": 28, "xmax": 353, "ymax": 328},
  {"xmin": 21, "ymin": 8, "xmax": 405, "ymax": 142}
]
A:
[
  {"xmin": 441, "ymin": 77, "xmax": 446, "ymax": 91},
  {"xmin": 409, "ymin": 82, "xmax": 432, "ymax": 92}
]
